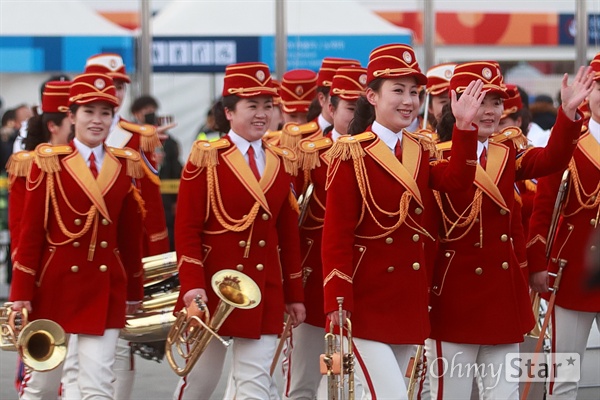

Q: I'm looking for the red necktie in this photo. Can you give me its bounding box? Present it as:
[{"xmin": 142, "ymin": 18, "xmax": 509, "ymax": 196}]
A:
[
  {"xmin": 89, "ymin": 152, "xmax": 98, "ymax": 178},
  {"xmin": 480, "ymin": 147, "xmax": 487, "ymax": 170},
  {"xmin": 247, "ymin": 145, "xmax": 261, "ymax": 181},
  {"xmin": 394, "ymin": 139, "xmax": 402, "ymax": 162}
]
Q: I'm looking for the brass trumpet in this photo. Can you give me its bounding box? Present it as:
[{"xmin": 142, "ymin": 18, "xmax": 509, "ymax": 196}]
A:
[
  {"xmin": 0, "ymin": 303, "xmax": 67, "ymax": 371},
  {"xmin": 165, "ymin": 269, "xmax": 261, "ymax": 376},
  {"xmin": 320, "ymin": 297, "xmax": 355, "ymax": 400}
]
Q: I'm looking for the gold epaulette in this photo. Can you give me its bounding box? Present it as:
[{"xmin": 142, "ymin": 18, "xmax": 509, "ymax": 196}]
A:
[
  {"xmin": 298, "ymin": 136, "xmax": 333, "ymax": 171},
  {"xmin": 118, "ymin": 120, "xmax": 161, "ymax": 152},
  {"xmin": 189, "ymin": 138, "xmax": 230, "ymax": 168},
  {"xmin": 265, "ymin": 142, "xmax": 298, "ymax": 175},
  {"xmin": 326, "ymin": 131, "xmax": 374, "ymax": 161},
  {"xmin": 280, "ymin": 121, "xmax": 322, "ymax": 175},
  {"xmin": 263, "ymin": 129, "xmax": 282, "ymax": 144},
  {"xmin": 405, "ymin": 129, "xmax": 440, "ymax": 158},
  {"xmin": 6, "ymin": 151, "xmax": 35, "ymax": 177},
  {"xmin": 435, "ymin": 140, "xmax": 452, "ymax": 152},
  {"xmin": 108, "ymin": 147, "xmax": 145, "ymax": 179},
  {"xmin": 35, "ymin": 144, "xmax": 72, "ymax": 173},
  {"xmin": 490, "ymin": 127, "xmax": 528, "ymax": 149}
]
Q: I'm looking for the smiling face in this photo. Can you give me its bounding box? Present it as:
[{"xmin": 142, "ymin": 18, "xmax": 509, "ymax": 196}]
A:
[
  {"xmin": 225, "ymin": 96, "xmax": 273, "ymax": 142},
  {"xmin": 367, "ymin": 77, "xmax": 420, "ymax": 132},
  {"xmin": 474, "ymin": 92, "xmax": 504, "ymax": 141},
  {"xmin": 69, "ymin": 102, "xmax": 114, "ymax": 148}
]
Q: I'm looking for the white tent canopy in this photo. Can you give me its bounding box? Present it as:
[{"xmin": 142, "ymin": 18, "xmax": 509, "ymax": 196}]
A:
[
  {"xmin": 0, "ymin": 0, "xmax": 132, "ymax": 35},
  {"xmin": 152, "ymin": 0, "xmax": 412, "ymax": 36}
]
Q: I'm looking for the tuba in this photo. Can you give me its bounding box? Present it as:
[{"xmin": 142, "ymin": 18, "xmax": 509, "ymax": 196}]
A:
[
  {"xmin": 0, "ymin": 303, "xmax": 67, "ymax": 371},
  {"xmin": 165, "ymin": 269, "xmax": 261, "ymax": 376},
  {"xmin": 320, "ymin": 297, "xmax": 355, "ymax": 400}
]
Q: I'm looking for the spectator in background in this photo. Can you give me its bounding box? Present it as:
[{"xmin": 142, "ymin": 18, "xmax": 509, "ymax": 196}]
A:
[
  {"xmin": 196, "ymin": 104, "xmax": 221, "ymax": 142},
  {"xmin": 1, "ymin": 108, "xmax": 18, "ymax": 172},
  {"xmin": 130, "ymin": 95, "xmax": 159, "ymax": 125},
  {"xmin": 528, "ymin": 93, "xmax": 556, "ymax": 147}
]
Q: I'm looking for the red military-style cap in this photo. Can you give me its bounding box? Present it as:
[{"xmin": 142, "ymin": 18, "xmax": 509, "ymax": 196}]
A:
[
  {"xmin": 426, "ymin": 63, "xmax": 456, "ymax": 96},
  {"xmin": 222, "ymin": 62, "xmax": 277, "ymax": 98},
  {"xmin": 317, "ymin": 57, "xmax": 361, "ymax": 88},
  {"xmin": 450, "ymin": 61, "xmax": 508, "ymax": 99},
  {"xmin": 330, "ymin": 66, "xmax": 368, "ymax": 101},
  {"xmin": 272, "ymin": 78, "xmax": 282, "ymax": 106},
  {"xmin": 68, "ymin": 73, "xmax": 119, "ymax": 107},
  {"xmin": 280, "ymin": 69, "xmax": 318, "ymax": 114},
  {"xmin": 501, "ymin": 84, "xmax": 523, "ymax": 119},
  {"xmin": 367, "ymin": 43, "xmax": 427, "ymax": 85},
  {"xmin": 84, "ymin": 53, "xmax": 131, "ymax": 83},
  {"xmin": 41, "ymin": 81, "xmax": 71, "ymax": 113},
  {"xmin": 591, "ymin": 52, "xmax": 600, "ymax": 81}
]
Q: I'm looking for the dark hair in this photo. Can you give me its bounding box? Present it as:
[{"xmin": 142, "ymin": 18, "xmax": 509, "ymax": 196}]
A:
[
  {"xmin": 437, "ymin": 102, "xmax": 456, "ymax": 143},
  {"xmin": 504, "ymin": 108, "xmax": 531, "ymax": 135},
  {"xmin": 213, "ymin": 95, "xmax": 241, "ymax": 133},
  {"xmin": 1, "ymin": 108, "xmax": 16, "ymax": 127},
  {"xmin": 347, "ymin": 78, "xmax": 384, "ymax": 135},
  {"xmin": 24, "ymin": 112, "xmax": 68, "ymax": 150},
  {"xmin": 306, "ymin": 98, "xmax": 322, "ymax": 122},
  {"xmin": 330, "ymin": 95, "xmax": 341, "ymax": 109},
  {"xmin": 130, "ymin": 95, "xmax": 159, "ymax": 115}
]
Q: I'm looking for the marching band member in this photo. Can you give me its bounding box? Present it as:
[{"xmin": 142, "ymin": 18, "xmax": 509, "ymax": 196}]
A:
[
  {"xmin": 423, "ymin": 63, "xmax": 457, "ymax": 134},
  {"xmin": 426, "ymin": 61, "xmax": 592, "ymax": 399},
  {"xmin": 313, "ymin": 57, "xmax": 361, "ymax": 132},
  {"xmin": 280, "ymin": 69, "xmax": 318, "ymax": 125},
  {"xmin": 321, "ymin": 43, "xmax": 481, "ymax": 399},
  {"xmin": 6, "ymin": 80, "xmax": 72, "ymax": 397},
  {"xmin": 527, "ymin": 53, "xmax": 600, "ymax": 399},
  {"xmin": 172, "ymin": 62, "xmax": 305, "ymax": 400},
  {"xmin": 9, "ymin": 72, "xmax": 145, "ymax": 400},
  {"xmin": 281, "ymin": 65, "xmax": 368, "ymax": 400}
]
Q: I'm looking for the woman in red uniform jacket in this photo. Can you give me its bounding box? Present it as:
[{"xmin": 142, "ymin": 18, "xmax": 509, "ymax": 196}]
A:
[
  {"xmin": 172, "ymin": 62, "xmax": 305, "ymax": 400},
  {"xmin": 427, "ymin": 62, "xmax": 592, "ymax": 399},
  {"xmin": 527, "ymin": 53, "xmax": 600, "ymax": 399},
  {"xmin": 321, "ymin": 43, "xmax": 482, "ymax": 399},
  {"xmin": 9, "ymin": 72, "xmax": 145, "ymax": 399}
]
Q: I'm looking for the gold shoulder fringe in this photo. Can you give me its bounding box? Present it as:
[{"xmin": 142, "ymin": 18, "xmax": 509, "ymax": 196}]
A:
[
  {"xmin": 108, "ymin": 147, "xmax": 145, "ymax": 179},
  {"xmin": 35, "ymin": 144, "xmax": 72, "ymax": 173},
  {"xmin": 263, "ymin": 129, "xmax": 282, "ymax": 145},
  {"xmin": 491, "ymin": 127, "xmax": 528, "ymax": 149},
  {"xmin": 6, "ymin": 151, "xmax": 35, "ymax": 177},
  {"xmin": 118, "ymin": 120, "xmax": 161, "ymax": 152},
  {"xmin": 524, "ymin": 179, "xmax": 537, "ymax": 193},
  {"xmin": 280, "ymin": 122, "xmax": 321, "ymax": 175},
  {"xmin": 265, "ymin": 141, "xmax": 298, "ymax": 175},
  {"xmin": 189, "ymin": 139, "xmax": 230, "ymax": 168},
  {"xmin": 298, "ymin": 136, "xmax": 333, "ymax": 171},
  {"xmin": 325, "ymin": 132, "xmax": 374, "ymax": 161},
  {"xmin": 405, "ymin": 129, "xmax": 441, "ymax": 158},
  {"xmin": 514, "ymin": 189, "xmax": 523, "ymax": 206}
]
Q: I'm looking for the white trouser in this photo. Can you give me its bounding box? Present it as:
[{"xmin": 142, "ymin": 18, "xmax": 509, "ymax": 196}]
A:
[
  {"xmin": 352, "ymin": 338, "xmax": 413, "ymax": 400},
  {"xmin": 281, "ymin": 323, "xmax": 325, "ymax": 400},
  {"xmin": 22, "ymin": 329, "xmax": 119, "ymax": 400},
  {"xmin": 547, "ymin": 305, "xmax": 600, "ymax": 400},
  {"xmin": 174, "ymin": 334, "xmax": 278, "ymax": 400},
  {"xmin": 61, "ymin": 336, "xmax": 135, "ymax": 400},
  {"xmin": 425, "ymin": 339, "xmax": 519, "ymax": 400}
]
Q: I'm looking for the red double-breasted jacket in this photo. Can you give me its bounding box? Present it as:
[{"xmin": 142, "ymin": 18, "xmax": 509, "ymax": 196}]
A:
[
  {"xmin": 429, "ymin": 107, "xmax": 583, "ymax": 345},
  {"xmin": 6, "ymin": 151, "xmax": 35, "ymax": 260},
  {"xmin": 527, "ymin": 125, "xmax": 600, "ymax": 312},
  {"xmin": 296, "ymin": 131, "xmax": 335, "ymax": 328},
  {"xmin": 106, "ymin": 118, "xmax": 170, "ymax": 256},
  {"xmin": 174, "ymin": 136, "xmax": 304, "ymax": 339},
  {"xmin": 321, "ymin": 126, "xmax": 477, "ymax": 345},
  {"xmin": 9, "ymin": 142, "xmax": 145, "ymax": 335}
]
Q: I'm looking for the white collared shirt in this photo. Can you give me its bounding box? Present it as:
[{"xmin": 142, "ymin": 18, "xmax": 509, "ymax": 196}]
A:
[
  {"xmin": 317, "ymin": 114, "xmax": 331, "ymax": 132},
  {"xmin": 588, "ymin": 117, "xmax": 600, "ymax": 144},
  {"xmin": 73, "ymin": 138, "xmax": 104, "ymax": 172},
  {"xmin": 372, "ymin": 120, "xmax": 403, "ymax": 153},
  {"xmin": 228, "ymin": 130, "xmax": 265, "ymax": 176},
  {"xmin": 331, "ymin": 128, "xmax": 344, "ymax": 142},
  {"xmin": 477, "ymin": 139, "xmax": 489, "ymax": 164}
]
